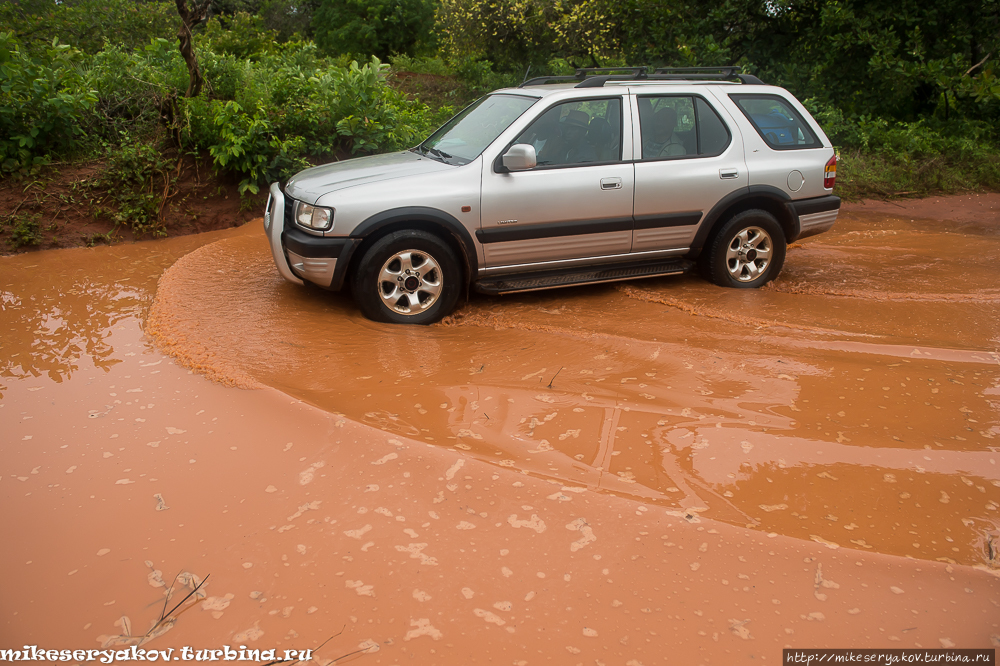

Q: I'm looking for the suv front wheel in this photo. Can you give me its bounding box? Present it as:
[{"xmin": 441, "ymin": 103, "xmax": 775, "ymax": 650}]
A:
[
  {"xmin": 703, "ymin": 209, "xmax": 786, "ymax": 288},
  {"xmin": 351, "ymin": 229, "xmax": 461, "ymax": 324}
]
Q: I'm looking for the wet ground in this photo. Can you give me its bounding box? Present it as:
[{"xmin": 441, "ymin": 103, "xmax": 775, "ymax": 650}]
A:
[{"xmin": 2, "ymin": 193, "xmax": 999, "ymax": 662}]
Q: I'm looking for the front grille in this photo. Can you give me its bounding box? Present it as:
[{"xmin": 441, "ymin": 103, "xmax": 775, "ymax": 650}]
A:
[{"xmin": 283, "ymin": 192, "xmax": 296, "ymax": 230}]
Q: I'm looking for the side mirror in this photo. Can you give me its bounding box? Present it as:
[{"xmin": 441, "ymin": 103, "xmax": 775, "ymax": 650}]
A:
[{"xmin": 502, "ymin": 144, "xmax": 537, "ymax": 171}]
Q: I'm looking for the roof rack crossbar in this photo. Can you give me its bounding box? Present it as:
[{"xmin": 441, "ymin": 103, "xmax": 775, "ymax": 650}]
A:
[{"xmin": 518, "ymin": 65, "xmax": 763, "ymax": 88}]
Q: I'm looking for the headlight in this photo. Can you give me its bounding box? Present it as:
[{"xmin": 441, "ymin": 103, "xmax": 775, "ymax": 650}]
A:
[{"xmin": 295, "ymin": 202, "xmax": 335, "ymax": 231}]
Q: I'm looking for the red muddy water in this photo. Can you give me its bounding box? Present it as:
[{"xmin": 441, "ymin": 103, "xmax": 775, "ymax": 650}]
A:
[{"xmin": 1, "ymin": 193, "xmax": 999, "ymax": 663}]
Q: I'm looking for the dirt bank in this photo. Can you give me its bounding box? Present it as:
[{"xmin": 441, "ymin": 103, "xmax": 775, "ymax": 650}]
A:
[{"xmin": 0, "ymin": 157, "xmax": 266, "ymax": 255}]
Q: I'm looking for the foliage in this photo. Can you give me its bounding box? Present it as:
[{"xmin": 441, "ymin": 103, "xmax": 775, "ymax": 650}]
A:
[
  {"xmin": 389, "ymin": 54, "xmax": 453, "ymax": 76},
  {"xmin": 195, "ymin": 99, "xmax": 309, "ymax": 195},
  {"xmin": 836, "ymin": 148, "xmax": 1000, "ymax": 200},
  {"xmin": 0, "ymin": 33, "xmax": 97, "ymax": 173},
  {"xmin": 0, "ymin": 0, "xmax": 177, "ymax": 55},
  {"xmin": 176, "ymin": 54, "xmax": 442, "ymax": 192},
  {"xmin": 80, "ymin": 38, "xmax": 188, "ymax": 142},
  {"xmin": 200, "ymin": 12, "xmax": 281, "ymax": 60},
  {"xmin": 435, "ymin": 0, "xmax": 1000, "ymax": 128},
  {"xmin": 312, "ymin": 0, "xmax": 436, "ymax": 59},
  {"xmin": 4, "ymin": 212, "xmax": 43, "ymax": 249},
  {"xmin": 3, "ymin": 0, "xmax": 998, "ymax": 206},
  {"xmin": 82, "ymin": 133, "xmax": 176, "ymax": 237},
  {"xmin": 803, "ymin": 98, "xmax": 1000, "ymax": 199},
  {"xmin": 258, "ymin": 0, "xmax": 321, "ymax": 41},
  {"xmin": 435, "ymin": 0, "xmax": 559, "ymax": 69}
]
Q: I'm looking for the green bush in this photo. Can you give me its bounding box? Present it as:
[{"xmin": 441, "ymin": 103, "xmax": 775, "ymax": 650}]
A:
[
  {"xmin": 0, "ymin": 0, "xmax": 176, "ymax": 55},
  {"xmin": 0, "ymin": 33, "xmax": 97, "ymax": 173},
  {"xmin": 200, "ymin": 12, "xmax": 281, "ymax": 61},
  {"xmin": 175, "ymin": 55, "xmax": 442, "ymax": 193},
  {"xmin": 83, "ymin": 134, "xmax": 176, "ymax": 237},
  {"xmin": 81, "ymin": 39, "xmax": 188, "ymax": 142},
  {"xmin": 4, "ymin": 212, "xmax": 43, "ymax": 249},
  {"xmin": 198, "ymin": 99, "xmax": 309, "ymax": 195}
]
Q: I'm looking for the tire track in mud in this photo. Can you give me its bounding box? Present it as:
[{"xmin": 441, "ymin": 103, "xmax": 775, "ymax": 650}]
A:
[
  {"xmin": 765, "ymin": 281, "xmax": 1000, "ymax": 303},
  {"xmin": 614, "ymin": 284, "xmax": 875, "ymax": 336}
]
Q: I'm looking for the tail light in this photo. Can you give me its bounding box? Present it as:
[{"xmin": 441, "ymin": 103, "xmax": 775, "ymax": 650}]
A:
[{"xmin": 823, "ymin": 154, "xmax": 837, "ymax": 189}]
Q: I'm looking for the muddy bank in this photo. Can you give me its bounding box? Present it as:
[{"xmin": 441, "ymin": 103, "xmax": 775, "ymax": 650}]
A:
[
  {"xmin": 1, "ymin": 194, "xmax": 999, "ymax": 660},
  {"xmin": 0, "ymin": 158, "xmax": 265, "ymax": 255}
]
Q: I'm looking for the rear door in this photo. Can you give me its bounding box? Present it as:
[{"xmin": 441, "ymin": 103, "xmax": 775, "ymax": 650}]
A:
[
  {"xmin": 478, "ymin": 95, "xmax": 635, "ymax": 271},
  {"xmin": 630, "ymin": 90, "xmax": 747, "ymax": 254},
  {"xmin": 727, "ymin": 92, "xmax": 833, "ymax": 201}
]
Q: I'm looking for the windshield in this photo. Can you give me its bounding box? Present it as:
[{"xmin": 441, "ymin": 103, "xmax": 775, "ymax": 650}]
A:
[{"xmin": 416, "ymin": 94, "xmax": 537, "ymax": 165}]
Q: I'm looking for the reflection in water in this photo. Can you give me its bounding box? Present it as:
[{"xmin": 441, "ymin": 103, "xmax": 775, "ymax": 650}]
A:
[
  {"xmin": 145, "ymin": 210, "xmax": 1000, "ymax": 566},
  {"xmin": 0, "ymin": 232, "xmax": 238, "ymax": 391},
  {"xmin": 1, "ymin": 281, "xmax": 134, "ymax": 383}
]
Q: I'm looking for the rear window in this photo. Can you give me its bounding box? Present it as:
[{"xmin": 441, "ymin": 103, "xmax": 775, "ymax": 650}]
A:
[{"xmin": 730, "ymin": 94, "xmax": 821, "ymax": 150}]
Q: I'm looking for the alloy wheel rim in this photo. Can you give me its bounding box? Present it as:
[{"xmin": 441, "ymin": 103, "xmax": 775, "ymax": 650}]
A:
[
  {"xmin": 725, "ymin": 226, "xmax": 773, "ymax": 282},
  {"xmin": 377, "ymin": 250, "xmax": 443, "ymax": 315}
]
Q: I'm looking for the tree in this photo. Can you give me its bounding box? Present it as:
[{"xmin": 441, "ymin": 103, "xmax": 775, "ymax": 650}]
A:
[
  {"xmin": 312, "ymin": 0, "xmax": 435, "ymax": 58},
  {"xmin": 173, "ymin": 0, "xmax": 211, "ymax": 97}
]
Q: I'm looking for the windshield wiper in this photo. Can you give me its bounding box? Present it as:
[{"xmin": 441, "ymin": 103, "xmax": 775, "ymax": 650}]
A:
[
  {"xmin": 415, "ymin": 145, "xmax": 445, "ymax": 162},
  {"xmin": 414, "ymin": 146, "xmax": 461, "ymax": 164},
  {"xmin": 427, "ymin": 147, "xmax": 454, "ymax": 160}
]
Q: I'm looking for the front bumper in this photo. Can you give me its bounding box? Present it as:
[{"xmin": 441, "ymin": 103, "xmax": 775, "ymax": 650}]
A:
[{"xmin": 264, "ymin": 183, "xmax": 357, "ymax": 290}]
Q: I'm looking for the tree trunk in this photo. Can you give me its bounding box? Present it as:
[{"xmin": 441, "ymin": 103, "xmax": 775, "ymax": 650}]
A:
[{"xmin": 174, "ymin": 0, "xmax": 211, "ymax": 98}]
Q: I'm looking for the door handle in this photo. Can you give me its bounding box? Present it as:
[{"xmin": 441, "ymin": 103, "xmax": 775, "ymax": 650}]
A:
[
  {"xmin": 601, "ymin": 177, "xmax": 622, "ymax": 190},
  {"xmin": 719, "ymin": 168, "xmax": 739, "ymax": 179}
]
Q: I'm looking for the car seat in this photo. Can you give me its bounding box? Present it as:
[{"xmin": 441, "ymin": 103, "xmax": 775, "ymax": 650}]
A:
[{"xmin": 587, "ymin": 117, "xmax": 614, "ymax": 161}]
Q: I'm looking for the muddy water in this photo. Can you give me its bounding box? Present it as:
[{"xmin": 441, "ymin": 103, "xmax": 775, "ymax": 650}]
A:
[
  {"xmin": 139, "ymin": 197, "xmax": 1000, "ymax": 568},
  {"xmin": 2, "ymin": 197, "xmax": 999, "ymax": 659}
]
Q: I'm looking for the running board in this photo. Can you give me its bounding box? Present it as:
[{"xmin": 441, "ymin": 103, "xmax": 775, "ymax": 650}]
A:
[{"xmin": 475, "ymin": 258, "xmax": 694, "ymax": 295}]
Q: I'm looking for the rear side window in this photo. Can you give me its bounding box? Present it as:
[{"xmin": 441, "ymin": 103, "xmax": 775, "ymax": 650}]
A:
[
  {"xmin": 697, "ymin": 98, "xmax": 730, "ymax": 156},
  {"xmin": 637, "ymin": 95, "xmax": 731, "ymax": 160},
  {"xmin": 730, "ymin": 94, "xmax": 821, "ymax": 150}
]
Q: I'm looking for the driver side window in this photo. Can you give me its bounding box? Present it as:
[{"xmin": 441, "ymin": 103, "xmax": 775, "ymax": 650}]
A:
[{"xmin": 512, "ymin": 98, "xmax": 622, "ymax": 168}]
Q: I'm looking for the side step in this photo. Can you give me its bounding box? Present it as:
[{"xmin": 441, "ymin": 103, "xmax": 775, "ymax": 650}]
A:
[{"xmin": 475, "ymin": 258, "xmax": 695, "ymax": 295}]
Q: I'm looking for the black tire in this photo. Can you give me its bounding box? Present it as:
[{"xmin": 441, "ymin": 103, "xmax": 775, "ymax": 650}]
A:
[
  {"xmin": 701, "ymin": 209, "xmax": 786, "ymax": 288},
  {"xmin": 351, "ymin": 229, "xmax": 461, "ymax": 324}
]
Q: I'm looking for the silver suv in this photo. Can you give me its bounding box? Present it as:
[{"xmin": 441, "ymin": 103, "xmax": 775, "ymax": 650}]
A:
[{"xmin": 264, "ymin": 67, "xmax": 840, "ymax": 324}]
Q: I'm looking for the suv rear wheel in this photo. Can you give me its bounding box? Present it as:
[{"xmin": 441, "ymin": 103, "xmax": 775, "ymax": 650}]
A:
[
  {"xmin": 352, "ymin": 230, "xmax": 461, "ymax": 324},
  {"xmin": 702, "ymin": 209, "xmax": 786, "ymax": 288}
]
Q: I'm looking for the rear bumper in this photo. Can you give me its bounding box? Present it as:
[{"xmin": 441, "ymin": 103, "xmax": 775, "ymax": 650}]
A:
[
  {"xmin": 264, "ymin": 183, "xmax": 357, "ymax": 290},
  {"xmin": 789, "ymin": 195, "xmax": 840, "ymax": 241}
]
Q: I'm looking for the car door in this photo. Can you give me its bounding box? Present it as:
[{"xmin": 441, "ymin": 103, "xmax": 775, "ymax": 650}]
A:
[
  {"xmin": 630, "ymin": 90, "xmax": 747, "ymax": 254},
  {"xmin": 478, "ymin": 95, "xmax": 635, "ymax": 272}
]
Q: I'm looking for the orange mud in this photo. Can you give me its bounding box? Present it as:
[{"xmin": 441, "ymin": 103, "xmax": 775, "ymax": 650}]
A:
[{"xmin": 2, "ymin": 194, "xmax": 999, "ymax": 662}]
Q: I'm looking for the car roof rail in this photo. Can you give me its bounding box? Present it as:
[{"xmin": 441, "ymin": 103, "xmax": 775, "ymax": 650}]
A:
[
  {"xmin": 518, "ymin": 65, "xmax": 764, "ymax": 88},
  {"xmin": 653, "ymin": 67, "xmax": 765, "ymax": 84},
  {"xmin": 519, "ymin": 67, "xmax": 650, "ymax": 88}
]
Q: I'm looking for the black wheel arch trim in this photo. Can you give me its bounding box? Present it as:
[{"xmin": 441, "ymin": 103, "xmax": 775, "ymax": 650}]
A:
[
  {"xmin": 334, "ymin": 207, "xmax": 479, "ymax": 292},
  {"xmin": 688, "ymin": 186, "xmax": 800, "ymax": 256}
]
